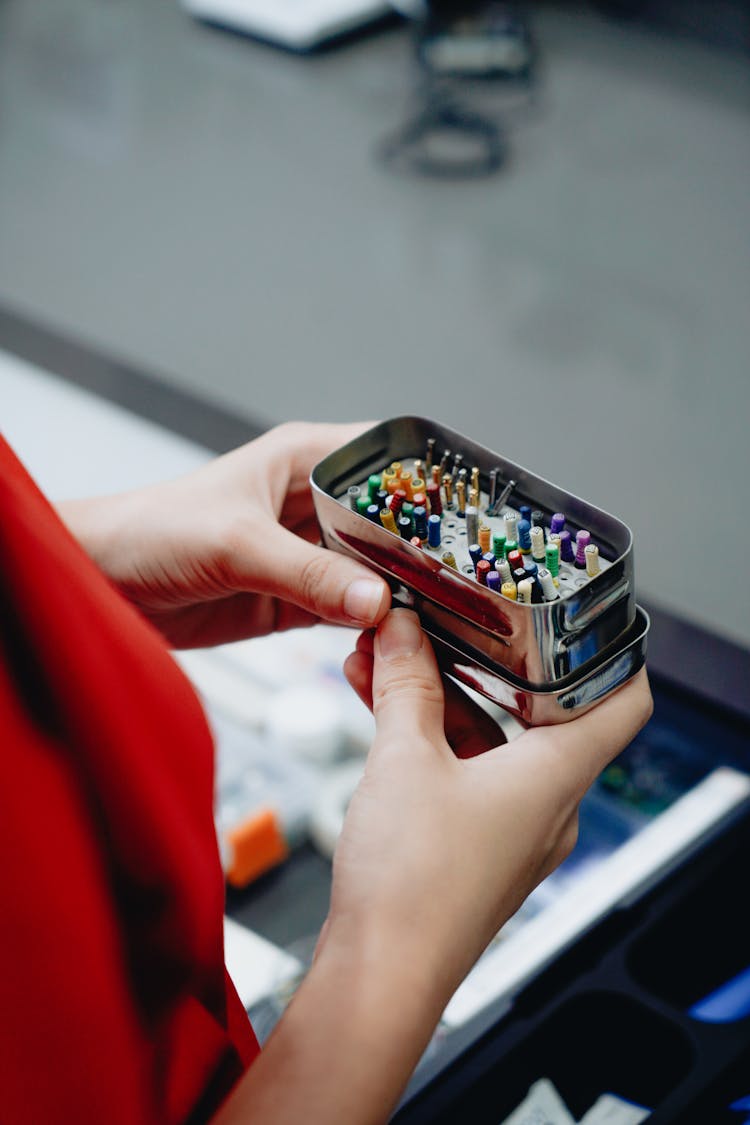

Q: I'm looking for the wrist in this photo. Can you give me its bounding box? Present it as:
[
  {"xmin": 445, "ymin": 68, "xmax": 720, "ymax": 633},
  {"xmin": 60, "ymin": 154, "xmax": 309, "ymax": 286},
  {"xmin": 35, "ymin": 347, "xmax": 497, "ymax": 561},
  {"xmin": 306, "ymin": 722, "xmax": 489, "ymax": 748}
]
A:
[
  {"xmin": 217, "ymin": 918, "xmax": 451, "ymax": 1125},
  {"xmin": 57, "ymin": 491, "xmax": 148, "ymax": 586},
  {"xmin": 316, "ymin": 911, "xmax": 456, "ymax": 1024}
]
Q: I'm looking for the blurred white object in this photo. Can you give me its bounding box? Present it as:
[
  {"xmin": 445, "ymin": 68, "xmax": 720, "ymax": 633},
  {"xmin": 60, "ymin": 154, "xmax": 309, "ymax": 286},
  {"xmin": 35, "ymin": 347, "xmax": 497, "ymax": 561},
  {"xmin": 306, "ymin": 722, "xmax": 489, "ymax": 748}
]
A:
[
  {"xmin": 223, "ymin": 916, "xmax": 303, "ymax": 1010},
  {"xmin": 209, "ymin": 625, "xmax": 376, "ymax": 755},
  {"xmin": 208, "ymin": 703, "xmax": 317, "ymax": 881},
  {"xmin": 308, "ymin": 760, "xmax": 365, "ymax": 858},
  {"xmin": 179, "ymin": 0, "xmax": 391, "ymax": 50},
  {"xmin": 264, "ymin": 684, "xmax": 346, "ymax": 764},
  {"xmin": 0, "ymin": 349, "xmax": 209, "ymax": 499}
]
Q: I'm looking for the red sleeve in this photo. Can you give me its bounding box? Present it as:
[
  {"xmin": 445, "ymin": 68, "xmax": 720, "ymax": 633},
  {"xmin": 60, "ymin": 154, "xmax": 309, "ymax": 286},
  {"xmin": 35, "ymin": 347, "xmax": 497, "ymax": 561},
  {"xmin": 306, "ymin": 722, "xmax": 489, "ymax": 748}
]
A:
[{"xmin": 0, "ymin": 438, "xmax": 259, "ymax": 1124}]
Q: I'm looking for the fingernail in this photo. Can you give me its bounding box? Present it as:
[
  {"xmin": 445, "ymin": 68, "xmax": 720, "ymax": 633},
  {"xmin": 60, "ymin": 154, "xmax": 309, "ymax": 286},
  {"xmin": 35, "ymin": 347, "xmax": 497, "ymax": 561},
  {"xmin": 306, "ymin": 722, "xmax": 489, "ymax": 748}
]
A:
[
  {"xmin": 344, "ymin": 579, "xmax": 385, "ymax": 624},
  {"xmin": 378, "ymin": 610, "xmax": 422, "ymax": 662}
]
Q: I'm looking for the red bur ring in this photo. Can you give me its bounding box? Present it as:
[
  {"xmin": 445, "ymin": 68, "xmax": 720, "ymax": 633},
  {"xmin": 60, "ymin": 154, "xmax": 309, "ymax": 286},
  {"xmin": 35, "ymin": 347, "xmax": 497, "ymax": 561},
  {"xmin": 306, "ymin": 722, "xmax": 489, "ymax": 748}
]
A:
[
  {"xmin": 390, "ymin": 489, "xmax": 407, "ymax": 517},
  {"xmin": 426, "ymin": 480, "xmax": 443, "ymax": 516},
  {"xmin": 476, "ymin": 559, "xmax": 492, "ymax": 585},
  {"xmin": 507, "ymin": 549, "xmax": 523, "ymax": 572}
]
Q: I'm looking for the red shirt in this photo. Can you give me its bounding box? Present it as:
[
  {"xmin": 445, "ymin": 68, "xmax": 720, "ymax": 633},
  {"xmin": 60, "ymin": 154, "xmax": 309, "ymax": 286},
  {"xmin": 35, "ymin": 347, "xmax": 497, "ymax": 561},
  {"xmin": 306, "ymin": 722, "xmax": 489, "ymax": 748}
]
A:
[{"xmin": 0, "ymin": 437, "xmax": 259, "ymax": 1123}]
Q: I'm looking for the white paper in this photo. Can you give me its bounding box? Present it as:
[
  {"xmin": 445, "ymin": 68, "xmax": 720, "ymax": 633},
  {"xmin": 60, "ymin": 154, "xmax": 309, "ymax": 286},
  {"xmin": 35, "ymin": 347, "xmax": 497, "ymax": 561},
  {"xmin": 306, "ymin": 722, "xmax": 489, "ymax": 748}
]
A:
[
  {"xmin": 223, "ymin": 916, "xmax": 302, "ymax": 1011},
  {"xmin": 578, "ymin": 1093, "xmax": 650, "ymax": 1124},
  {"xmin": 499, "ymin": 1078, "xmax": 576, "ymax": 1125}
]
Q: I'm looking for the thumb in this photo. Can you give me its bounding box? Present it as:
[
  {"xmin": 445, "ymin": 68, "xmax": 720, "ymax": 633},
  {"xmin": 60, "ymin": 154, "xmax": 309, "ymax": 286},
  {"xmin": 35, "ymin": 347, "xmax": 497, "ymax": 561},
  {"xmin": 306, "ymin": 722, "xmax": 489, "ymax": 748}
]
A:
[
  {"xmin": 257, "ymin": 522, "xmax": 391, "ymax": 627},
  {"xmin": 371, "ymin": 610, "xmax": 447, "ymax": 749}
]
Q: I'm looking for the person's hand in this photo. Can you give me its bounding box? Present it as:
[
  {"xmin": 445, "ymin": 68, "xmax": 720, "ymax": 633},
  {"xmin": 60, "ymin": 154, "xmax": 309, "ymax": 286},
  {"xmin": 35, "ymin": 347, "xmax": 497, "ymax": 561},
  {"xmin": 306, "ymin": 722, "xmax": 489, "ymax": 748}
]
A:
[
  {"xmin": 215, "ymin": 613, "xmax": 652, "ymax": 1125},
  {"xmin": 58, "ymin": 422, "xmax": 391, "ymax": 647},
  {"xmin": 324, "ymin": 609, "xmax": 654, "ymax": 1003}
]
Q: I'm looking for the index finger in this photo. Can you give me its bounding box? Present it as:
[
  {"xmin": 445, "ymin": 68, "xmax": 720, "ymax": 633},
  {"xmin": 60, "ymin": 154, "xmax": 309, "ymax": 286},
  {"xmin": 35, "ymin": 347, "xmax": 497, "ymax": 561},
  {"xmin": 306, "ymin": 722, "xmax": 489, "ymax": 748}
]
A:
[{"xmin": 283, "ymin": 420, "xmax": 380, "ymax": 483}]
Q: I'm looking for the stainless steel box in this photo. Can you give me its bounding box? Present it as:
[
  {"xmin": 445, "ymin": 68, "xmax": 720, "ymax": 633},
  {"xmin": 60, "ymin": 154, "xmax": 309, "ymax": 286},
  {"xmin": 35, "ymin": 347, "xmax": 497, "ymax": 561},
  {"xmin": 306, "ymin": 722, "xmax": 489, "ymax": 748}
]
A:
[{"xmin": 311, "ymin": 416, "xmax": 648, "ymax": 724}]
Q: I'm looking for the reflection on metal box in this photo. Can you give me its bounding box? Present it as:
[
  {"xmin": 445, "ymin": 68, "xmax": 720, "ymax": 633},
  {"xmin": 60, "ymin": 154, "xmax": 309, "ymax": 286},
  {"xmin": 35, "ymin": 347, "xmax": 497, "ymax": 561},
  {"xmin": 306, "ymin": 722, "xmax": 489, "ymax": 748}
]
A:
[{"xmin": 312, "ymin": 417, "xmax": 648, "ymax": 724}]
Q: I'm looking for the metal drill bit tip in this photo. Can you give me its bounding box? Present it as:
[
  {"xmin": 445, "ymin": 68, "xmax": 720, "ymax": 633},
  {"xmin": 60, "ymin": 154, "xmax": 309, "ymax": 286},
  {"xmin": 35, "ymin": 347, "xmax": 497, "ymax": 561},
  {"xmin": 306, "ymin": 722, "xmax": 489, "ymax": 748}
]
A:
[
  {"xmin": 487, "ymin": 478, "xmax": 516, "ymax": 516},
  {"xmin": 489, "ymin": 467, "xmax": 498, "ymax": 511}
]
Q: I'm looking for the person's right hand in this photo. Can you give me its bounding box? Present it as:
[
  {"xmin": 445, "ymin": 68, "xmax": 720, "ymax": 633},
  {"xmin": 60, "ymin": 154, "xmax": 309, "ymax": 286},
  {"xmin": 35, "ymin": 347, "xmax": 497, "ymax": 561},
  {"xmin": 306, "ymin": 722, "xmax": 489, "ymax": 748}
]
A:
[{"xmin": 324, "ymin": 609, "xmax": 653, "ymax": 1004}]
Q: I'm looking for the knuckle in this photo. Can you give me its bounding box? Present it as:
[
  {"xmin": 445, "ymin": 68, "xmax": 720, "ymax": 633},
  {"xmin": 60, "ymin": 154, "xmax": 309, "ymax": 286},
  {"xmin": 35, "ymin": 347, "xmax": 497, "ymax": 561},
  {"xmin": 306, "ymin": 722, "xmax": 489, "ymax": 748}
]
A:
[
  {"xmin": 372, "ymin": 670, "xmax": 443, "ymax": 715},
  {"xmin": 297, "ymin": 551, "xmax": 332, "ymax": 607},
  {"xmin": 638, "ymin": 682, "xmax": 655, "ymax": 726},
  {"xmin": 534, "ymin": 740, "xmax": 581, "ymax": 795},
  {"xmin": 253, "ymin": 421, "xmax": 299, "ymax": 463},
  {"xmin": 560, "ymin": 814, "xmax": 580, "ymax": 858},
  {"xmin": 623, "ymin": 670, "xmax": 654, "ymax": 729},
  {"xmin": 271, "ymin": 420, "xmax": 307, "ymax": 448},
  {"xmin": 213, "ymin": 514, "xmax": 255, "ymax": 577},
  {"xmin": 551, "ymin": 815, "xmax": 579, "ymax": 867}
]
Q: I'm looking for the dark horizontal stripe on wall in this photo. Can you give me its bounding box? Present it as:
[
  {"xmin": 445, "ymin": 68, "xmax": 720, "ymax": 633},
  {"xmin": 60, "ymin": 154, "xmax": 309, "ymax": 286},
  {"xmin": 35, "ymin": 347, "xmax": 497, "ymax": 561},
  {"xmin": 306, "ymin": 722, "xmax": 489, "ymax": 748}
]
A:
[{"xmin": 0, "ymin": 302, "xmax": 268, "ymax": 454}]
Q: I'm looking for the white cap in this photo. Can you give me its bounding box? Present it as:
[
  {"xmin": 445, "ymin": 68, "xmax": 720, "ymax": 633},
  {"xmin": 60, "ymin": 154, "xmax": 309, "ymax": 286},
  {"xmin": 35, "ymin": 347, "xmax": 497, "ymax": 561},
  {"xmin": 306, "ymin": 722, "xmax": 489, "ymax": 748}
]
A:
[
  {"xmin": 308, "ymin": 761, "xmax": 365, "ymax": 859},
  {"xmin": 264, "ymin": 685, "xmax": 345, "ymax": 765}
]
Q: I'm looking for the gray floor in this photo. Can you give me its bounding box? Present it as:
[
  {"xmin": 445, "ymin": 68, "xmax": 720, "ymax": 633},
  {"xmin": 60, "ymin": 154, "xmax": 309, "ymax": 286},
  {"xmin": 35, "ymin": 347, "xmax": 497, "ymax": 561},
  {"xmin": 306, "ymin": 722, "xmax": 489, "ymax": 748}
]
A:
[{"xmin": 1, "ymin": 1, "xmax": 748, "ymax": 649}]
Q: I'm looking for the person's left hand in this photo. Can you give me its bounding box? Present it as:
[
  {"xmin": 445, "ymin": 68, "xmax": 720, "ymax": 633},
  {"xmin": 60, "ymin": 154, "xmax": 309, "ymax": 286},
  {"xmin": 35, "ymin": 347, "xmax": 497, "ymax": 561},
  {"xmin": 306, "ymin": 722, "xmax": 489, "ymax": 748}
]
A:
[
  {"xmin": 59, "ymin": 422, "xmax": 391, "ymax": 648},
  {"xmin": 323, "ymin": 611, "xmax": 653, "ymax": 1007}
]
